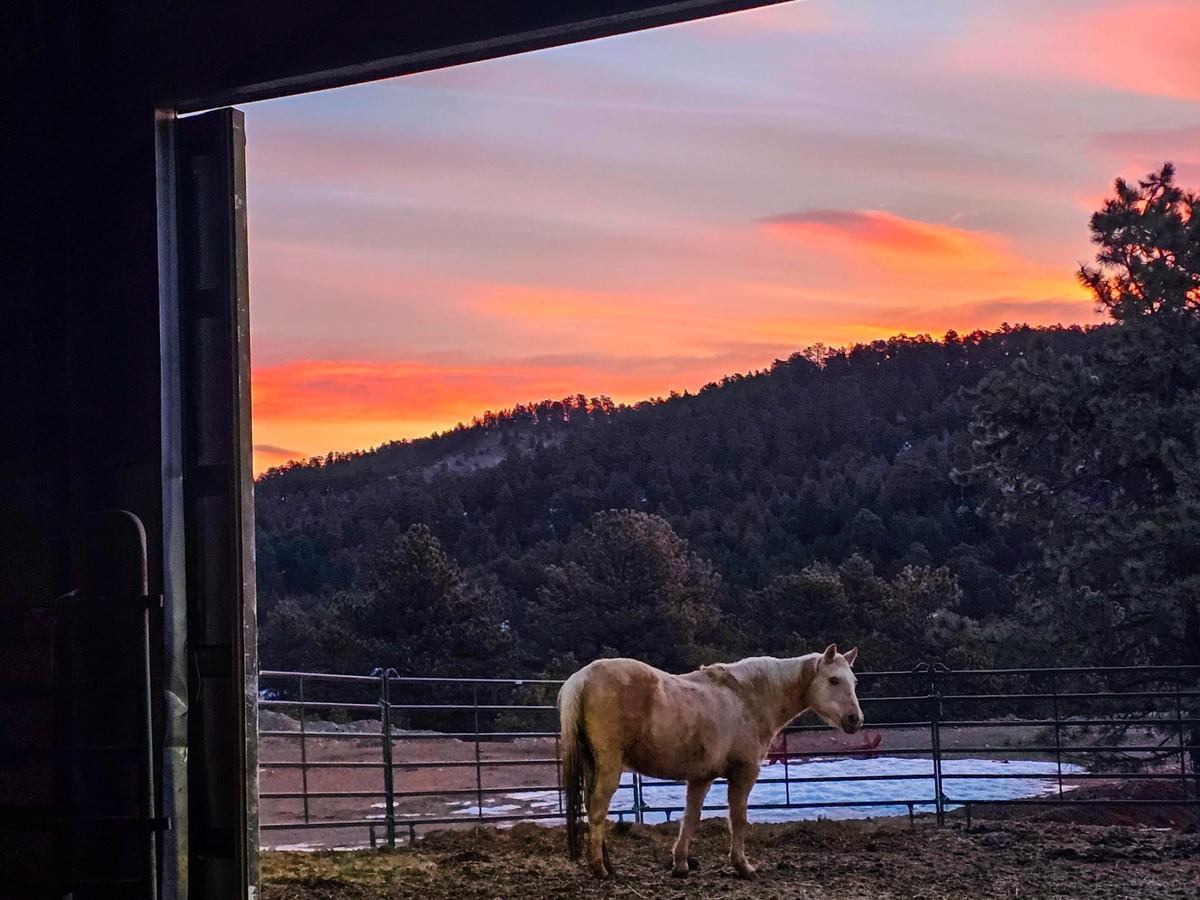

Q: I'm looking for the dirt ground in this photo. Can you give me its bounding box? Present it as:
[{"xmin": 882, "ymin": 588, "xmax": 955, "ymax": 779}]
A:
[
  {"xmin": 261, "ymin": 815, "xmax": 1200, "ymax": 900},
  {"xmin": 260, "ymin": 721, "xmax": 1200, "ymax": 899}
]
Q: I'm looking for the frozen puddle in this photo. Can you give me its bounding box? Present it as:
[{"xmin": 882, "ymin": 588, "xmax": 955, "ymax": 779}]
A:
[
  {"xmin": 447, "ymin": 757, "xmax": 1083, "ymax": 824},
  {"xmin": 635, "ymin": 756, "xmax": 1084, "ymax": 822}
]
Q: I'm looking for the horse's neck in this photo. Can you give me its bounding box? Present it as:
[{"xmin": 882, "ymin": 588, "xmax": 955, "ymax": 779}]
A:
[
  {"xmin": 771, "ymin": 654, "xmax": 820, "ymax": 728},
  {"xmin": 728, "ymin": 654, "xmax": 818, "ymax": 734}
]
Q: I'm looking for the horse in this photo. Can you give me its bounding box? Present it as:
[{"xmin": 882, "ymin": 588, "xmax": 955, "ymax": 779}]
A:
[{"xmin": 557, "ymin": 644, "xmax": 862, "ymax": 879}]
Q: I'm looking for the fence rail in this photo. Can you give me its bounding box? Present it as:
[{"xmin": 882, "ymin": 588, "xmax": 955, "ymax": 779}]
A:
[{"xmin": 257, "ymin": 664, "xmax": 1200, "ymax": 848}]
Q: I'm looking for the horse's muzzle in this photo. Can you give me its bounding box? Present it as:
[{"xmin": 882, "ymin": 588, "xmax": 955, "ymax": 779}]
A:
[{"xmin": 841, "ymin": 712, "xmax": 862, "ymax": 734}]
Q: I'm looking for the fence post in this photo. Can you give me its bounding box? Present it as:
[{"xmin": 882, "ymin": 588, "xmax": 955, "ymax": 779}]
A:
[
  {"xmin": 375, "ymin": 667, "xmax": 397, "ymax": 848},
  {"xmin": 782, "ymin": 730, "xmax": 791, "ymax": 806},
  {"xmin": 633, "ymin": 773, "xmax": 644, "ymax": 825},
  {"xmin": 929, "ymin": 663, "xmax": 946, "ymax": 826},
  {"xmin": 1177, "ymin": 679, "xmax": 1188, "ymax": 801},
  {"xmin": 298, "ymin": 674, "xmax": 310, "ymax": 825},
  {"xmin": 1051, "ymin": 671, "xmax": 1064, "ymax": 800},
  {"xmin": 473, "ymin": 684, "xmax": 484, "ymax": 822}
]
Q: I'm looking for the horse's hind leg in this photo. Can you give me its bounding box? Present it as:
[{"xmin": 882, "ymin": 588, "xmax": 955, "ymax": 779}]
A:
[
  {"xmin": 726, "ymin": 763, "xmax": 759, "ymax": 879},
  {"xmin": 672, "ymin": 778, "xmax": 713, "ymax": 877},
  {"xmin": 586, "ymin": 758, "xmax": 622, "ymax": 878}
]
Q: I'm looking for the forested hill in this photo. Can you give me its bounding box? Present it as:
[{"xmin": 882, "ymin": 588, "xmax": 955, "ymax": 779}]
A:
[{"xmin": 255, "ymin": 324, "xmax": 1098, "ymax": 675}]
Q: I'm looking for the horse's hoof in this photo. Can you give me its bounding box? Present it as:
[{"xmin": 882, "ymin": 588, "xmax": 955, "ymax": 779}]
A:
[
  {"xmin": 732, "ymin": 860, "xmax": 757, "ymax": 880},
  {"xmin": 688, "ymin": 856, "xmax": 700, "ymax": 870},
  {"xmin": 671, "ymin": 866, "xmax": 689, "ymax": 879}
]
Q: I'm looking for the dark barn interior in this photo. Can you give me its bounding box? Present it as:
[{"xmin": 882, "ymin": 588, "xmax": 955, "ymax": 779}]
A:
[{"xmin": 0, "ymin": 2, "xmax": 782, "ymax": 897}]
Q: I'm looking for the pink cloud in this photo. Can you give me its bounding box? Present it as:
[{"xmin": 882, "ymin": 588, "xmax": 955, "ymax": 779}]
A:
[
  {"xmin": 1087, "ymin": 125, "xmax": 1200, "ymax": 188},
  {"xmin": 956, "ymin": 1, "xmax": 1200, "ymax": 102}
]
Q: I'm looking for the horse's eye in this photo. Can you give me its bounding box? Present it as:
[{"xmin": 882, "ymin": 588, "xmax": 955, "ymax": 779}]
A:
[{"xmin": 828, "ymin": 676, "xmax": 841, "ymax": 686}]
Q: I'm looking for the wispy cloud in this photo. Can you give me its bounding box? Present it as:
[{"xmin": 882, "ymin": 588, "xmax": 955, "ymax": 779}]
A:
[
  {"xmin": 761, "ymin": 210, "xmax": 1010, "ymax": 269},
  {"xmin": 243, "ymin": 0, "xmax": 1197, "ymax": 470},
  {"xmin": 759, "ymin": 208, "xmax": 1090, "ymax": 304}
]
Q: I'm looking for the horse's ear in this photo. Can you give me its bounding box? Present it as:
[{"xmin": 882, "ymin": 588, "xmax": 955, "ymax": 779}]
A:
[
  {"xmin": 822, "ymin": 644, "xmax": 838, "ymax": 664},
  {"xmin": 843, "ymin": 647, "xmax": 858, "ymax": 667}
]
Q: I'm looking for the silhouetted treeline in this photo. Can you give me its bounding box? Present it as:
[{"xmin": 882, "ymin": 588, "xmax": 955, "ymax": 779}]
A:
[{"xmin": 256, "ymin": 325, "xmax": 1098, "ymax": 676}]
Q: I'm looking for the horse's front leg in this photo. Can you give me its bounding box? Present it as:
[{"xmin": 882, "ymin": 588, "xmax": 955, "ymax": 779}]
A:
[
  {"xmin": 726, "ymin": 762, "xmax": 759, "ymax": 878},
  {"xmin": 671, "ymin": 778, "xmax": 713, "ymax": 877}
]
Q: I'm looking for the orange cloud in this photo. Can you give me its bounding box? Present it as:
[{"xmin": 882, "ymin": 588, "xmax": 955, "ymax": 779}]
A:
[
  {"xmin": 248, "ymin": 204, "xmax": 1101, "ymax": 474},
  {"xmin": 760, "ymin": 209, "xmax": 1090, "ymax": 300},
  {"xmin": 762, "ymin": 210, "xmax": 1009, "ymax": 269},
  {"xmin": 250, "ymin": 356, "xmax": 767, "ymax": 472}
]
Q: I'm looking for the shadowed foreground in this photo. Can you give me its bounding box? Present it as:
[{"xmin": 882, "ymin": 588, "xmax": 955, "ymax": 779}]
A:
[{"xmin": 262, "ymin": 817, "xmax": 1200, "ymax": 900}]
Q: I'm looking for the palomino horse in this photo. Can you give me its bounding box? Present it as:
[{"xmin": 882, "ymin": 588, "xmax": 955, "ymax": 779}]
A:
[{"xmin": 558, "ymin": 644, "xmax": 862, "ymax": 879}]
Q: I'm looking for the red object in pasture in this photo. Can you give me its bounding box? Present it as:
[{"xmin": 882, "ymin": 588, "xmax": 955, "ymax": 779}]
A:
[{"xmin": 765, "ymin": 730, "xmax": 882, "ymax": 765}]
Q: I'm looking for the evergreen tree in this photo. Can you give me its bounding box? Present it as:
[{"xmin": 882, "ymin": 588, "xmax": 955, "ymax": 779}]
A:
[
  {"xmin": 528, "ymin": 510, "xmax": 720, "ymax": 671},
  {"xmin": 967, "ymin": 164, "xmax": 1200, "ymax": 665},
  {"xmin": 349, "ymin": 523, "xmax": 516, "ymax": 676}
]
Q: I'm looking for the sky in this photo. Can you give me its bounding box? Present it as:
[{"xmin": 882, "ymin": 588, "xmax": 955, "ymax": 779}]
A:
[{"xmin": 245, "ymin": 0, "xmax": 1200, "ymax": 472}]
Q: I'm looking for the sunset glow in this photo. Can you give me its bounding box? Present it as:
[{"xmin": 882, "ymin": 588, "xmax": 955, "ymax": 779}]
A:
[{"xmin": 246, "ymin": 0, "xmax": 1200, "ymax": 473}]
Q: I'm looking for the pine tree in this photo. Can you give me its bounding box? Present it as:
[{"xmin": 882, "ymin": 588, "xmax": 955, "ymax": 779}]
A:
[
  {"xmin": 967, "ymin": 164, "xmax": 1200, "ymax": 665},
  {"xmin": 528, "ymin": 510, "xmax": 720, "ymax": 671}
]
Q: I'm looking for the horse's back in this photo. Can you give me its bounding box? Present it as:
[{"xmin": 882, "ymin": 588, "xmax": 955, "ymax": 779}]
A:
[
  {"xmin": 569, "ymin": 657, "xmax": 668, "ymax": 709},
  {"xmin": 574, "ymin": 657, "xmax": 669, "ymax": 686},
  {"xmin": 564, "ymin": 659, "xmax": 671, "ymax": 749}
]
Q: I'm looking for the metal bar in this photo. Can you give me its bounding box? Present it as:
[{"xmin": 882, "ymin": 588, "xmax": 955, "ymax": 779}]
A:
[
  {"xmin": 634, "ymin": 773, "xmax": 644, "ymax": 825},
  {"xmin": 931, "ymin": 744, "xmax": 1190, "ymax": 755},
  {"xmin": 261, "ymin": 791, "xmax": 387, "ymax": 800},
  {"xmin": 1052, "ymin": 672, "xmax": 1063, "ymax": 800},
  {"xmin": 387, "ymin": 758, "xmax": 564, "ymax": 770},
  {"xmin": 259, "ymin": 666, "xmax": 1200, "ymax": 682},
  {"xmin": 939, "ymin": 690, "xmax": 1200, "ymax": 702},
  {"xmin": 379, "ymin": 669, "xmax": 396, "ymax": 848},
  {"xmin": 259, "ymin": 671, "xmax": 382, "ymax": 684},
  {"xmin": 382, "ymin": 704, "xmax": 556, "ymax": 713},
  {"xmin": 258, "ymin": 731, "xmax": 382, "ymax": 741},
  {"xmin": 930, "ymin": 666, "xmax": 944, "ymax": 826},
  {"xmin": 1178, "ymin": 682, "xmax": 1188, "ymax": 800},
  {"xmin": 473, "ymin": 685, "xmax": 484, "ymax": 822},
  {"xmin": 940, "ymin": 798, "xmax": 1200, "ymax": 807},
  {"xmin": 931, "ymin": 665, "xmax": 1200, "ymax": 677},
  {"xmin": 782, "ymin": 731, "xmax": 791, "ymax": 806},
  {"xmin": 259, "ymin": 700, "xmax": 380, "ymax": 712},
  {"xmin": 299, "ymin": 676, "xmax": 310, "ymax": 825},
  {"xmin": 262, "ymin": 757, "xmax": 566, "ymax": 771},
  {"xmin": 384, "ymin": 784, "xmax": 579, "ymax": 800},
  {"xmin": 937, "ymin": 772, "xmax": 1192, "ymax": 782},
  {"xmin": 260, "ymin": 761, "xmax": 387, "ymax": 770},
  {"xmin": 936, "ymin": 720, "xmax": 1200, "ymax": 734}
]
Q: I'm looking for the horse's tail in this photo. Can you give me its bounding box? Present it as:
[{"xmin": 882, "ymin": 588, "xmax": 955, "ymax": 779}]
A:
[{"xmin": 558, "ymin": 672, "xmax": 592, "ymax": 861}]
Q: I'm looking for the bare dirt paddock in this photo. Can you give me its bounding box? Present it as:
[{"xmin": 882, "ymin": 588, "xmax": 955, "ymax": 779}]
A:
[{"xmin": 262, "ymin": 816, "xmax": 1200, "ymax": 900}]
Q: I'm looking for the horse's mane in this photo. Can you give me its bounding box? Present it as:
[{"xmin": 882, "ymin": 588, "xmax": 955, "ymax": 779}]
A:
[{"xmin": 701, "ymin": 654, "xmax": 817, "ymax": 696}]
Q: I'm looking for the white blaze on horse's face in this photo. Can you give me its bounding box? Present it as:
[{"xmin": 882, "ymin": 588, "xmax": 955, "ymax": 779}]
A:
[{"xmin": 807, "ymin": 644, "xmax": 863, "ymax": 734}]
